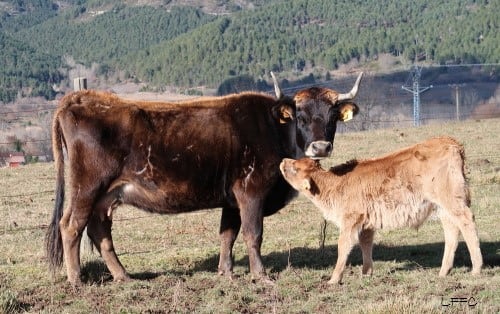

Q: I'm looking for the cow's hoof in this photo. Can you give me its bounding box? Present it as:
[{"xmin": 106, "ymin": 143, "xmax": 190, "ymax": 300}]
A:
[
  {"xmin": 113, "ymin": 274, "xmax": 131, "ymax": 282},
  {"xmin": 66, "ymin": 278, "xmax": 83, "ymax": 292},
  {"xmin": 218, "ymin": 269, "xmax": 237, "ymax": 280},
  {"xmin": 67, "ymin": 276, "xmax": 82, "ymax": 287}
]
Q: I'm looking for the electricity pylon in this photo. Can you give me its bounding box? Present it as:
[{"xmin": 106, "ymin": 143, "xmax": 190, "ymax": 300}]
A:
[{"xmin": 402, "ymin": 65, "xmax": 433, "ymax": 126}]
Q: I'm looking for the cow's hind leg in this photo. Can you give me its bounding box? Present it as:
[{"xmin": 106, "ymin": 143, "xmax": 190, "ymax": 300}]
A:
[
  {"xmin": 218, "ymin": 207, "xmax": 241, "ymax": 279},
  {"xmin": 59, "ymin": 200, "xmax": 92, "ymax": 286},
  {"xmin": 359, "ymin": 229, "xmax": 375, "ymax": 276},
  {"xmin": 86, "ymin": 189, "xmax": 130, "ymax": 282}
]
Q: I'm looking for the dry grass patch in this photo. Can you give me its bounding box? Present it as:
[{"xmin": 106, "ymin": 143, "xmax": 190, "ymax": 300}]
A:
[{"xmin": 0, "ymin": 118, "xmax": 499, "ymax": 313}]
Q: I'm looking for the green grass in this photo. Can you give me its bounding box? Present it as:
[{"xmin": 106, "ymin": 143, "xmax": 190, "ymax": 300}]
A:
[{"xmin": 0, "ymin": 118, "xmax": 499, "ymax": 313}]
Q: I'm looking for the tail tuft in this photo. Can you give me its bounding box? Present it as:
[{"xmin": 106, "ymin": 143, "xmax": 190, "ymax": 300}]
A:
[{"xmin": 46, "ymin": 111, "xmax": 65, "ymax": 272}]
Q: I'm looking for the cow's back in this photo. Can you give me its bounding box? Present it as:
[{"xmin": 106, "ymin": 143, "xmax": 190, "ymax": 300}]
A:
[{"xmin": 56, "ymin": 90, "xmax": 295, "ymax": 213}]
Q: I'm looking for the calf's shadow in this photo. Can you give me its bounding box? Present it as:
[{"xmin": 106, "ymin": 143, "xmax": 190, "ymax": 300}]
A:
[{"xmin": 191, "ymin": 240, "xmax": 499, "ymax": 275}]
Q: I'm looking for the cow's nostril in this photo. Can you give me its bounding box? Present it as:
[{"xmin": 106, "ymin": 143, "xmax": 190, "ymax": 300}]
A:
[
  {"xmin": 325, "ymin": 142, "xmax": 332, "ymax": 153},
  {"xmin": 311, "ymin": 142, "xmax": 319, "ymax": 153}
]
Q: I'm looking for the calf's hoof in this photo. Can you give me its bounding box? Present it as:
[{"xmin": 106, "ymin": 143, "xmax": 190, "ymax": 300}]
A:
[
  {"xmin": 327, "ymin": 277, "xmax": 342, "ymax": 285},
  {"xmin": 253, "ymin": 276, "xmax": 275, "ymax": 286},
  {"xmin": 250, "ymin": 272, "xmax": 275, "ymax": 285},
  {"xmin": 438, "ymin": 269, "xmax": 450, "ymax": 277}
]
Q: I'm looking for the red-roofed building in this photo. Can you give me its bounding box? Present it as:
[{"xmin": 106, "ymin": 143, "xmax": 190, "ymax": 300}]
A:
[{"xmin": 6, "ymin": 152, "xmax": 25, "ymax": 167}]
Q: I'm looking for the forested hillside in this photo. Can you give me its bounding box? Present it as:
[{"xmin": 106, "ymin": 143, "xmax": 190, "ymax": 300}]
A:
[
  {"xmin": 0, "ymin": 32, "xmax": 63, "ymax": 102},
  {"xmin": 0, "ymin": 0, "xmax": 498, "ymax": 102},
  {"xmin": 121, "ymin": 0, "xmax": 499, "ymax": 87}
]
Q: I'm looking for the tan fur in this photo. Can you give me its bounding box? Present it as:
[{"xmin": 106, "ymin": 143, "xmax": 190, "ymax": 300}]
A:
[{"xmin": 280, "ymin": 137, "xmax": 483, "ymax": 284}]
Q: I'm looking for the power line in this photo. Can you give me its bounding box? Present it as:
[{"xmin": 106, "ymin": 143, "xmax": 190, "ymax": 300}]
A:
[
  {"xmin": 0, "ymin": 139, "xmax": 51, "ymax": 145},
  {"xmin": 0, "ymin": 108, "xmax": 55, "ymax": 114},
  {"xmin": 429, "ymin": 63, "xmax": 500, "ymax": 68}
]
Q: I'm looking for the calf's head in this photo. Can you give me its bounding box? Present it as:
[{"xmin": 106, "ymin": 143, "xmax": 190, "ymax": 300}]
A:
[
  {"xmin": 293, "ymin": 73, "xmax": 362, "ymax": 159},
  {"xmin": 279, "ymin": 158, "xmax": 321, "ymax": 195}
]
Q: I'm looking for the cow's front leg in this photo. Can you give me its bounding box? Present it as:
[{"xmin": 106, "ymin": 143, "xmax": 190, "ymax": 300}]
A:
[
  {"xmin": 218, "ymin": 207, "xmax": 241, "ymax": 279},
  {"xmin": 232, "ymin": 183, "xmax": 270, "ymax": 282},
  {"xmin": 240, "ymin": 201, "xmax": 267, "ymax": 281}
]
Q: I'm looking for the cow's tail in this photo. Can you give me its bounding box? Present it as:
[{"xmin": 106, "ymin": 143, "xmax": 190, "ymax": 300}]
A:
[{"xmin": 46, "ymin": 109, "xmax": 65, "ymax": 272}]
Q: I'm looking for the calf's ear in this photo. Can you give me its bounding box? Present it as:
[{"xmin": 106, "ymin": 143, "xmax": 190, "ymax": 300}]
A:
[
  {"xmin": 273, "ymin": 104, "xmax": 295, "ymax": 124},
  {"xmin": 338, "ymin": 102, "xmax": 359, "ymax": 122}
]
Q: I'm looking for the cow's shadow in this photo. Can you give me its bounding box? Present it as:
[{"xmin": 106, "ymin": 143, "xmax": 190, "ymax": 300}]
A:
[
  {"xmin": 81, "ymin": 241, "xmax": 499, "ymax": 284},
  {"xmin": 191, "ymin": 240, "xmax": 500, "ymax": 274}
]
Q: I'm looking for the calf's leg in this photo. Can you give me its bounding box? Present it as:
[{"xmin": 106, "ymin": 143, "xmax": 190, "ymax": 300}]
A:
[
  {"xmin": 359, "ymin": 229, "xmax": 375, "ymax": 276},
  {"xmin": 329, "ymin": 223, "xmax": 358, "ymax": 285},
  {"xmin": 438, "ymin": 214, "xmax": 460, "ymax": 276},
  {"xmin": 438, "ymin": 188, "xmax": 483, "ymax": 275},
  {"xmin": 454, "ymin": 208, "xmax": 483, "ymax": 275}
]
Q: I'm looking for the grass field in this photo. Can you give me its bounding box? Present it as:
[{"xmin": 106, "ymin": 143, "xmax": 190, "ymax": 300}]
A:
[{"xmin": 0, "ymin": 118, "xmax": 499, "ymax": 313}]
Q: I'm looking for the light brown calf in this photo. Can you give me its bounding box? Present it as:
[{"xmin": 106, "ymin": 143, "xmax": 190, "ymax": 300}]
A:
[{"xmin": 280, "ymin": 137, "xmax": 483, "ymax": 284}]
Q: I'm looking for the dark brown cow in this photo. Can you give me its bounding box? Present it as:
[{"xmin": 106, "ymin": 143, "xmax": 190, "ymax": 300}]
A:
[
  {"xmin": 280, "ymin": 137, "xmax": 483, "ymax": 284},
  {"xmin": 46, "ymin": 74, "xmax": 363, "ymax": 285}
]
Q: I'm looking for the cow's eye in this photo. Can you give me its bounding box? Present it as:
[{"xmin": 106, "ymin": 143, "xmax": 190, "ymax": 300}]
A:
[
  {"xmin": 328, "ymin": 108, "xmax": 338, "ymax": 119},
  {"xmin": 297, "ymin": 116, "xmax": 307, "ymax": 125}
]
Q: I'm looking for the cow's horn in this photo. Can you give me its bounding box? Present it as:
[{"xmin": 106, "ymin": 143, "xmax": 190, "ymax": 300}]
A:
[
  {"xmin": 270, "ymin": 71, "xmax": 283, "ymax": 99},
  {"xmin": 337, "ymin": 72, "xmax": 363, "ymax": 102}
]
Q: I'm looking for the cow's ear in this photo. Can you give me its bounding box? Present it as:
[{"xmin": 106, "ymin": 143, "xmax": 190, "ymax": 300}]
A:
[
  {"xmin": 338, "ymin": 102, "xmax": 359, "ymax": 122},
  {"xmin": 302, "ymin": 178, "xmax": 311, "ymax": 191},
  {"xmin": 274, "ymin": 104, "xmax": 295, "ymax": 124}
]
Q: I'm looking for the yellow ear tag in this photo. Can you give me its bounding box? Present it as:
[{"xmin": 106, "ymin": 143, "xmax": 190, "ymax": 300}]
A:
[
  {"xmin": 279, "ymin": 107, "xmax": 294, "ymax": 124},
  {"xmin": 302, "ymin": 179, "xmax": 311, "ymax": 190},
  {"xmin": 342, "ymin": 110, "xmax": 353, "ymax": 122}
]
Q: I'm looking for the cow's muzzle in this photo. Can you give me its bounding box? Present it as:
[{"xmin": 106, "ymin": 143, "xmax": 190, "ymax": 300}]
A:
[{"xmin": 305, "ymin": 141, "xmax": 332, "ymax": 159}]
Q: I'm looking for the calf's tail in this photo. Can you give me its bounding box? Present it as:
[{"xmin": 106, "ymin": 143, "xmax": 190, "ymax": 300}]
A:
[
  {"xmin": 46, "ymin": 112, "xmax": 65, "ymax": 272},
  {"xmin": 448, "ymin": 138, "xmax": 471, "ymax": 207}
]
